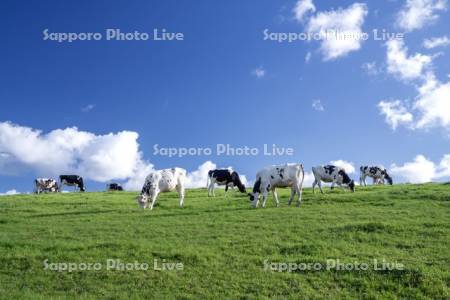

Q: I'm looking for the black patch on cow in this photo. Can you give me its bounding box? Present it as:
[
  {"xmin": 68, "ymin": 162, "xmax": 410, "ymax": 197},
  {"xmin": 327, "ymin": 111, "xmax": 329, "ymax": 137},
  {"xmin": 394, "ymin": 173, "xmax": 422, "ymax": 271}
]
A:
[
  {"xmin": 324, "ymin": 165, "xmax": 336, "ymax": 174},
  {"xmin": 252, "ymin": 177, "xmax": 262, "ymax": 194},
  {"xmin": 270, "ymin": 175, "xmax": 274, "ymax": 179},
  {"xmin": 338, "ymin": 170, "xmax": 352, "ymax": 184},
  {"xmin": 369, "ymin": 167, "xmax": 378, "ymax": 175}
]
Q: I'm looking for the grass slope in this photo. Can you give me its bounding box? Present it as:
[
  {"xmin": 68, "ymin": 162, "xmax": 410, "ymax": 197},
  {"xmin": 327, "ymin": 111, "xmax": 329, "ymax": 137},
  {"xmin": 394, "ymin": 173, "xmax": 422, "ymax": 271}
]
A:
[{"xmin": 0, "ymin": 184, "xmax": 449, "ymax": 299}]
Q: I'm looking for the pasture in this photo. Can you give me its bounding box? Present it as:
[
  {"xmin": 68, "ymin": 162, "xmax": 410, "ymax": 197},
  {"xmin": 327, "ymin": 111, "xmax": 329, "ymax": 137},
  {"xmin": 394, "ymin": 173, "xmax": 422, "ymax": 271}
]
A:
[{"xmin": 0, "ymin": 184, "xmax": 448, "ymax": 299}]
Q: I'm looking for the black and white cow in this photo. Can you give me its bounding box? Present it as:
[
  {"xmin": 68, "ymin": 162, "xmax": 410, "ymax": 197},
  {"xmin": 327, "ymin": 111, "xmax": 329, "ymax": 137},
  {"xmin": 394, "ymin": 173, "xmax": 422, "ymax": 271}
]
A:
[
  {"xmin": 34, "ymin": 178, "xmax": 59, "ymax": 194},
  {"xmin": 107, "ymin": 183, "xmax": 123, "ymax": 191},
  {"xmin": 249, "ymin": 163, "xmax": 305, "ymax": 208},
  {"xmin": 59, "ymin": 175, "xmax": 85, "ymax": 192},
  {"xmin": 312, "ymin": 165, "xmax": 355, "ymax": 193},
  {"xmin": 360, "ymin": 166, "xmax": 393, "ymax": 186},
  {"xmin": 136, "ymin": 167, "xmax": 186, "ymax": 210},
  {"xmin": 206, "ymin": 169, "xmax": 246, "ymax": 197}
]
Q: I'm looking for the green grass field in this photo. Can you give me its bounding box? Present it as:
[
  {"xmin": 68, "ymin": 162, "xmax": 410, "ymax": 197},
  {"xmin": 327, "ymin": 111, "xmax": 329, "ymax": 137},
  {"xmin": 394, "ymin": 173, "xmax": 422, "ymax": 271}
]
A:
[{"xmin": 0, "ymin": 184, "xmax": 449, "ymax": 299}]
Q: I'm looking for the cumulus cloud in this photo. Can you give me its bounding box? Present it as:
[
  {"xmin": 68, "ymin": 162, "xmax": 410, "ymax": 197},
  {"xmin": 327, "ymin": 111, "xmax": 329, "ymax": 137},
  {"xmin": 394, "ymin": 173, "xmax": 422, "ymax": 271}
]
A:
[
  {"xmin": 330, "ymin": 160, "xmax": 356, "ymax": 174},
  {"xmin": 0, "ymin": 121, "xmax": 153, "ymax": 183},
  {"xmin": 81, "ymin": 104, "xmax": 95, "ymax": 113},
  {"xmin": 0, "ymin": 189, "xmax": 19, "ymax": 196},
  {"xmin": 312, "ymin": 99, "xmax": 324, "ymax": 111},
  {"xmin": 293, "ymin": 0, "xmax": 316, "ymax": 22},
  {"xmin": 414, "ymin": 77, "xmax": 450, "ymax": 129},
  {"xmin": 386, "ymin": 39, "xmax": 432, "ymax": 81},
  {"xmin": 396, "ymin": 0, "xmax": 447, "ymax": 32},
  {"xmin": 378, "ymin": 100, "xmax": 414, "ymax": 130},
  {"xmin": 252, "ymin": 67, "xmax": 266, "ymax": 78},
  {"xmin": 306, "ymin": 3, "xmax": 368, "ymax": 60},
  {"xmin": 362, "ymin": 61, "xmax": 381, "ymax": 76},
  {"xmin": 391, "ymin": 154, "xmax": 450, "ymax": 183},
  {"xmin": 423, "ymin": 36, "xmax": 450, "ymax": 49}
]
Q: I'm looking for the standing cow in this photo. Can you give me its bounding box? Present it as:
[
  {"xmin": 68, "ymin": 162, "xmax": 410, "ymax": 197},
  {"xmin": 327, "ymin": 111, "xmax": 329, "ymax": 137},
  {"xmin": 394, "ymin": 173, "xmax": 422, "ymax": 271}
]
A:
[
  {"xmin": 34, "ymin": 178, "xmax": 59, "ymax": 194},
  {"xmin": 206, "ymin": 169, "xmax": 246, "ymax": 197},
  {"xmin": 59, "ymin": 175, "xmax": 85, "ymax": 192},
  {"xmin": 312, "ymin": 165, "xmax": 355, "ymax": 193},
  {"xmin": 249, "ymin": 163, "xmax": 305, "ymax": 208},
  {"xmin": 360, "ymin": 166, "xmax": 393, "ymax": 186},
  {"xmin": 136, "ymin": 167, "xmax": 186, "ymax": 210}
]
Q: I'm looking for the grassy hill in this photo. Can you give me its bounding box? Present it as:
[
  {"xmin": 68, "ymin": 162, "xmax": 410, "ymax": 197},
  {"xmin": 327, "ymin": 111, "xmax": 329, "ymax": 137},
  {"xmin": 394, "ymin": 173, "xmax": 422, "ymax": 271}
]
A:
[{"xmin": 0, "ymin": 184, "xmax": 448, "ymax": 299}]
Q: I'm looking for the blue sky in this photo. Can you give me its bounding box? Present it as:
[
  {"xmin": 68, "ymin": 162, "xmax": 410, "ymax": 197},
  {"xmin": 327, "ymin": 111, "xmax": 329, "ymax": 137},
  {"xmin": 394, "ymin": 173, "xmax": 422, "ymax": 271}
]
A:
[{"xmin": 1, "ymin": 0, "xmax": 449, "ymax": 193}]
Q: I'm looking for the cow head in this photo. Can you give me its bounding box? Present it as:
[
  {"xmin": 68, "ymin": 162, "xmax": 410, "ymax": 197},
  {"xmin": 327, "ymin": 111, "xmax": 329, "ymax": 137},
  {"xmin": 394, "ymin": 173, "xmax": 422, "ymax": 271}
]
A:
[
  {"xmin": 136, "ymin": 193, "xmax": 149, "ymax": 209},
  {"xmin": 348, "ymin": 180, "xmax": 355, "ymax": 192},
  {"xmin": 384, "ymin": 171, "xmax": 393, "ymax": 185},
  {"xmin": 231, "ymin": 172, "xmax": 246, "ymax": 193}
]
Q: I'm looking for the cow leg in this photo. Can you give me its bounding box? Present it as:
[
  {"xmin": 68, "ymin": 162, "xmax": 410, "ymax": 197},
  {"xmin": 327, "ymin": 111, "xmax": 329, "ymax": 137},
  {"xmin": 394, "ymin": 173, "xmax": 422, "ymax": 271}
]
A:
[
  {"xmin": 177, "ymin": 185, "xmax": 185, "ymax": 207},
  {"xmin": 359, "ymin": 174, "xmax": 364, "ymax": 186},
  {"xmin": 331, "ymin": 181, "xmax": 335, "ymax": 190},
  {"xmin": 149, "ymin": 191, "xmax": 159, "ymax": 210},
  {"xmin": 312, "ymin": 180, "xmax": 317, "ymax": 194},
  {"xmin": 272, "ymin": 189, "xmax": 279, "ymax": 207},
  {"xmin": 288, "ymin": 188, "xmax": 296, "ymax": 205},
  {"xmin": 317, "ymin": 180, "xmax": 324, "ymax": 194},
  {"xmin": 296, "ymin": 183, "xmax": 304, "ymax": 207},
  {"xmin": 261, "ymin": 190, "xmax": 269, "ymax": 208},
  {"xmin": 224, "ymin": 184, "xmax": 229, "ymax": 197}
]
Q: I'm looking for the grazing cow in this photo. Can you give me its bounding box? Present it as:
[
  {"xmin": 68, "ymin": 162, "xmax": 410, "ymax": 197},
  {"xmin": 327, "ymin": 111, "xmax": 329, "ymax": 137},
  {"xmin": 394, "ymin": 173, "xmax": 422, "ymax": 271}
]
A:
[
  {"xmin": 312, "ymin": 165, "xmax": 355, "ymax": 193},
  {"xmin": 34, "ymin": 178, "xmax": 59, "ymax": 194},
  {"xmin": 360, "ymin": 166, "xmax": 393, "ymax": 186},
  {"xmin": 107, "ymin": 183, "xmax": 123, "ymax": 191},
  {"xmin": 206, "ymin": 169, "xmax": 246, "ymax": 197},
  {"xmin": 136, "ymin": 167, "xmax": 186, "ymax": 210},
  {"xmin": 59, "ymin": 175, "xmax": 85, "ymax": 192},
  {"xmin": 249, "ymin": 163, "xmax": 305, "ymax": 208}
]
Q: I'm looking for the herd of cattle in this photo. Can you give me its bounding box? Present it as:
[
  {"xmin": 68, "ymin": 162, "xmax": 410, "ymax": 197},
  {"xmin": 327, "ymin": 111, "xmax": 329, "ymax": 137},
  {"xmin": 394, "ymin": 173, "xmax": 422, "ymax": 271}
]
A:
[{"xmin": 34, "ymin": 164, "xmax": 392, "ymax": 210}]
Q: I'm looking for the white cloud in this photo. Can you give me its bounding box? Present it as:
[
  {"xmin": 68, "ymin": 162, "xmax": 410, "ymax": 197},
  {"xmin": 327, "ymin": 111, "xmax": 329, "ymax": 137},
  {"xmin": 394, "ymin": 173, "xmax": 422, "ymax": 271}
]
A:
[
  {"xmin": 391, "ymin": 154, "xmax": 450, "ymax": 183},
  {"xmin": 293, "ymin": 0, "xmax": 316, "ymax": 22},
  {"xmin": 423, "ymin": 36, "xmax": 450, "ymax": 49},
  {"xmin": 312, "ymin": 99, "xmax": 324, "ymax": 111},
  {"xmin": 306, "ymin": 3, "xmax": 368, "ymax": 60},
  {"xmin": 396, "ymin": 0, "xmax": 447, "ymax": 32},
  {"xmin": 0, "ymin": 122, "xmax": 153, "ymax": 183},
  {"xmin": 330, "ymin": 160, "xmax": 356, "ymax": 174},
  {"xmin": 0, "ymin": 189, "xmax": 19, "ymax": 196},
  {"xmin": 386, "ymin": 39, "xmax": 432, "ymax": 81},
  {"xmin": 414, "ymin": 78, "xmax": 450, "ymax": 129},
  {"xmin": 81, "ymin": 104, "xmax": 95, "ymax": 113},
  {"xmin": 378, "ymin": 100, "xmax": 414, "ymax": 130},
  {"xmin": 252, "ymin": 67, "xmax": 266, "ymax": 78},
  {"xmin": 305, "ymin": 51, "xmax": 312, "ymax": 63},
  {"xmin": 362, "ymin": 61, "xmax": 380, "ymax": 76}
]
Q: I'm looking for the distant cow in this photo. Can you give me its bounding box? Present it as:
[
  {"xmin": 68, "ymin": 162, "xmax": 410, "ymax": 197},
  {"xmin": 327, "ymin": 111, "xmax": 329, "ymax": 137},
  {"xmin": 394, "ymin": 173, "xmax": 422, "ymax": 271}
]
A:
[
  {"xmin": 206, "ymin": 169, "xmax": 246, "ymax": 197},
  {"xmin": 107, "ymin": 183, "xmax": 123, "ymax": 191},
  {"xmin": 360, "ymin": 166, "xmax": 393, "ymax": 186},
  {"xmin": 136, "ymin": 167, "xmax": 186, "ymax": 210},
  {"xmin": 34, "ymin": 178, "xmax": 59, "ymax": 194},
  {"xmin": 312, "ymin": 165, "xmax": 355, "ymax": 193},
  {"xmin": 249, "ymin": 163, "xmax": 305, "ymax": 208},
  {"xmin": 59, "ymin": 175, "xmax": 85, "ymax": 192}
]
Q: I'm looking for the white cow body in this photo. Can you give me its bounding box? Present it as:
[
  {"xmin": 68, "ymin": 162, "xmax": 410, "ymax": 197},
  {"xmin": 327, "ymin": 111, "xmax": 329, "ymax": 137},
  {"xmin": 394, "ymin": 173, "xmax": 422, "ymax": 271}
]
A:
[
  {"xmin": 34, "ymin": 178, "xmax": 59, "ymax": 194},
  {"xmin": 312, "ymin": 165, "xmax": 355, "ymax": 193},
  {"xmin": 360, "ymin": 166, "xmax": 393, "ymax": 186},
  {"xmin": 137, "ymin": 167, "xmax": 186, "ymax": 210},
  {"xmin": 249, "ymin": 163, "xmax": 305, "ymax": 208}
]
